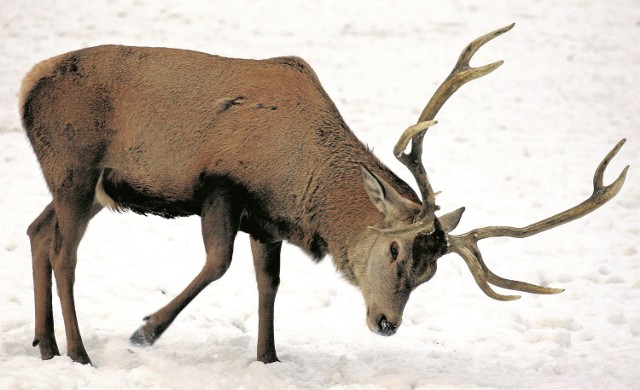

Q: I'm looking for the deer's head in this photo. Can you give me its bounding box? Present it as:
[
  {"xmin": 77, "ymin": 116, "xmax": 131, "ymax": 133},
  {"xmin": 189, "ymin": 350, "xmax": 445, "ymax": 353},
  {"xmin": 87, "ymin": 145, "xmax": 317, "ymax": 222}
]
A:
[{"xmin": 353, "ymin": 23, "xmax": 628, "ymax": 336}]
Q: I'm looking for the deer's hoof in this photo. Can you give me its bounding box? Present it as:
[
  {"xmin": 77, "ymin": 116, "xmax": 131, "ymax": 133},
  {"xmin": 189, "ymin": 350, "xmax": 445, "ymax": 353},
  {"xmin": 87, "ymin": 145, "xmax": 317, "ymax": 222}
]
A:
[
  {"xmin": 69, "ymin": 351, "xmax": 92, "ymax": 366},
  {"xmin": 33, "ymin": 335, "xmax": 61, "ymax": 360},
  {"xmin": 129, "ymin": 326, "xmax": 156, "ymax": 347}
]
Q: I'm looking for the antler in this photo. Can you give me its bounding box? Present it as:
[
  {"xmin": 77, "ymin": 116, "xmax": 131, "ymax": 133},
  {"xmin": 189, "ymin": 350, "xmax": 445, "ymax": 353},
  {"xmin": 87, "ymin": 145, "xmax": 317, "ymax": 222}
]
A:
[
  {"xmin": 376, "ymin": 23, "xmax": 515, "ymax": 236},
  {"xmin": 378, "ymin": 23, "xmax": 629, "ymax": 300},
  {"xmin": 448, "ymin": 139, "xmax": 629, "ymax": 300}
]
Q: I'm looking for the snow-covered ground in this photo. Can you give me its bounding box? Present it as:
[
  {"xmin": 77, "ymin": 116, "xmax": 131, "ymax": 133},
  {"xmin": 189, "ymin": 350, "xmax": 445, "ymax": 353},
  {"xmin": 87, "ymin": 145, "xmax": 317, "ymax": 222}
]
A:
[{"xmin": 1, "ymin": 1, "xmax": 639, "ymax": 389}]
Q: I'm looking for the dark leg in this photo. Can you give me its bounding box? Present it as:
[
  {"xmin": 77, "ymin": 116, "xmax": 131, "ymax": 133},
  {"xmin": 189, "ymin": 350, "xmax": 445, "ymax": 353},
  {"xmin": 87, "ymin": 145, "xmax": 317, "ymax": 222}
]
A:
[
  {"xmin": 28, "ymin": 202, "xmax": 60, "ymax": 360},
  {"xmin": 130, "ymin": 186, "xmax": 243, "ymax": 347},
  {"xmin": 250, "ymin": 237, "xmax": 282, "ymax": 363},
  {"xmin": 28, "ymin": 201, "xmax": 102, "ymax": 363},
  {"xmin": 49, "ymin": 194, "xmax": 102, "ymax": 365}
]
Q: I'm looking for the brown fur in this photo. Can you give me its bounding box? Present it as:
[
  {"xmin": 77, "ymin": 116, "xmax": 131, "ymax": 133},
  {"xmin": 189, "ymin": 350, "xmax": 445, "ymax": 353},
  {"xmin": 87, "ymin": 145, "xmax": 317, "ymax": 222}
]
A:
[{"xmin": 22, "ymin": 45, "xmax": 443, "ymax": 365}]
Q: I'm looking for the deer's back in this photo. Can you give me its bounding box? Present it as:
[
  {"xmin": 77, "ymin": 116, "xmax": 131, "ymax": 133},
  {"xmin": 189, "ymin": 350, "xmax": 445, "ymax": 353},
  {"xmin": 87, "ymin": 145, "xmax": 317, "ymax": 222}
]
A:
[{"xmin": 21, "ymin": 45, "xmax": 375, "ymax": 226}]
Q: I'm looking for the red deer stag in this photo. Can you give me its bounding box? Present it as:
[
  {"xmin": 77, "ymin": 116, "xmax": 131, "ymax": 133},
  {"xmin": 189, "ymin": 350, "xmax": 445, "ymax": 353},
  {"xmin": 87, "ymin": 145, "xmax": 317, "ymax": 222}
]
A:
[{"xmin": 21, "ymin": 24, "xmax": 627, "ymax": 365}]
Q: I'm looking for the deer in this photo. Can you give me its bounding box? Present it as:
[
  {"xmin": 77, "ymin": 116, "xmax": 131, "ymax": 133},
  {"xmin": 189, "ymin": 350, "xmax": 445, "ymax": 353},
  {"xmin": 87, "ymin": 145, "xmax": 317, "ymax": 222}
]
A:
[{"xmin": 20, "ymin": 23, "xmax": 627, "ymax": 366}]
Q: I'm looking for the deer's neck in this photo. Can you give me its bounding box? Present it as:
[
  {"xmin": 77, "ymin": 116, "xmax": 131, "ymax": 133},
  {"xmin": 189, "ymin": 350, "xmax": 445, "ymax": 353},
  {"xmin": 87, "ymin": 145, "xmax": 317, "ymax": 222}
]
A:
[{"xmin": 302, "ymin": 149, "xmax": 418, "ymax": 285}]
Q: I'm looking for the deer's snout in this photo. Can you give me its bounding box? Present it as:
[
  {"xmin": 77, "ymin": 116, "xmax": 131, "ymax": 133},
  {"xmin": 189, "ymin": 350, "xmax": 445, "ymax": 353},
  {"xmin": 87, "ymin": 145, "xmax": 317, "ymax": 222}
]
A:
[
  {"xmin": 376, "ymin": 315, "xmax": 398, "ymax": 336},
  {"xmin": 367, "ymin": 307, "xmax": 402, "ymax": 336}
]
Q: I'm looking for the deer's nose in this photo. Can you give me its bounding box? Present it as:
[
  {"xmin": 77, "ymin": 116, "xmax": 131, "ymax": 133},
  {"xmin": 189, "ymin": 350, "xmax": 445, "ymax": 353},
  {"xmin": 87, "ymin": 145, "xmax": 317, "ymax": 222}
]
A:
[{"xmin": 377, "ymin": 315, "xmax": 398, "ymax": 336}]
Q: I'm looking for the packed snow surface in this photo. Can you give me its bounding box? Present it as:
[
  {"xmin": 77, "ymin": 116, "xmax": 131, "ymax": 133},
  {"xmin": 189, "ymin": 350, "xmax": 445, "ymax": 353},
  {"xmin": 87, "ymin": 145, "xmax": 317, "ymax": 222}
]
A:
[{"xmin": 1, "ymin": 1, "xmax": 639, "ymax": 389}]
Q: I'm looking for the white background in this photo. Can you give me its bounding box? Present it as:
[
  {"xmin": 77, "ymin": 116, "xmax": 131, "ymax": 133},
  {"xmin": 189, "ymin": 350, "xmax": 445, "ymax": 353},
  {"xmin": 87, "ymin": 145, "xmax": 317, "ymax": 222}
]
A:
[{"xmin": 1, "ymin": 1, "xmax": 638, "ymax": 389}]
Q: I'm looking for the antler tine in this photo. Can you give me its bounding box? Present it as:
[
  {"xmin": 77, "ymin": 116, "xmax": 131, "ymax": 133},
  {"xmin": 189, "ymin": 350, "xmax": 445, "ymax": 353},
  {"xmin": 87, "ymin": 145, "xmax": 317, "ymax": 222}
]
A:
[
  {"xmin": 472, "ymin": 138, "xmax": 628, "ymax": 241},
  {"xmin": 417, "ymin": 23, "xmax": 515, "ymax": 124},
  {"xmin": 449, "ymin": 234, "xmax": 563, "ymax": 301},
  {"xmin": 449, "ymin": 237, "xmax": 521, "ymax": 301},
  {"xmin": 448, "ymin": 139, "xmax": 629, "ymax": 300},
  {"xmin": 393, "ymin": 24, "xmax": 515, "ymax": 231}
]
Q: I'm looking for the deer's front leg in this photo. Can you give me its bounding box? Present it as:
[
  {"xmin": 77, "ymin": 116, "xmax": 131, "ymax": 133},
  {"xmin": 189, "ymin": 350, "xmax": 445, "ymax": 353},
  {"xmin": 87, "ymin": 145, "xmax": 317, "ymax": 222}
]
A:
[
  {"xmin": 130, "ymin": 185, "xmax": 243, "ymax": 347},
  {"xmin": 250, "ymin": 237, "xmax": 282, "ymax": 363}
]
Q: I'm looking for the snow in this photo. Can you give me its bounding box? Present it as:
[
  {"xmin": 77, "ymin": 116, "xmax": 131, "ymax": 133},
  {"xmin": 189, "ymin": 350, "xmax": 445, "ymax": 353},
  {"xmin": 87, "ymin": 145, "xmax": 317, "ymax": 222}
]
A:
[{"xmin": 1, "ymin": 1, "xmax": 639, "ymax": 389}]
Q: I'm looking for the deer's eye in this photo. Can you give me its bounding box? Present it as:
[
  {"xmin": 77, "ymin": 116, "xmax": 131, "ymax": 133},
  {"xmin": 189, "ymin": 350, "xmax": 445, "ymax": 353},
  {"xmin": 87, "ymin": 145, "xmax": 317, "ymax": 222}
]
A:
[{"xmin": 390, "ymin": 242, "xmax": 399, "ymax": 261}]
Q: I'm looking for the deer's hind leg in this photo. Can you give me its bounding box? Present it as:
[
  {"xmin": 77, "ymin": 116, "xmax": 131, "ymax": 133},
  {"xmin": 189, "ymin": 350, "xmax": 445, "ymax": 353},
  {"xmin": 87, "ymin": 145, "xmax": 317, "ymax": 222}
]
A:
[
  {"xmin": 28, "ymin": 202, "xmax": 60, "ymax": 360},
  {"xmin": 28, "ymin": 197, "xmax": 102, "ymax": 363}
]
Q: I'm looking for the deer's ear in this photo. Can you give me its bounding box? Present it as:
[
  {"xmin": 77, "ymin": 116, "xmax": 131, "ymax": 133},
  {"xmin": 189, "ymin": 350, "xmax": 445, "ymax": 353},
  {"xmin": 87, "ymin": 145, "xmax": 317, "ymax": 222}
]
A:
[
  {"xmin": 438, "ymin": 207, "xmax": 465, "ymax": 233},
  {"xmin": 360, "ymin": 165, "xmax": 414, "ymax": 219}
]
